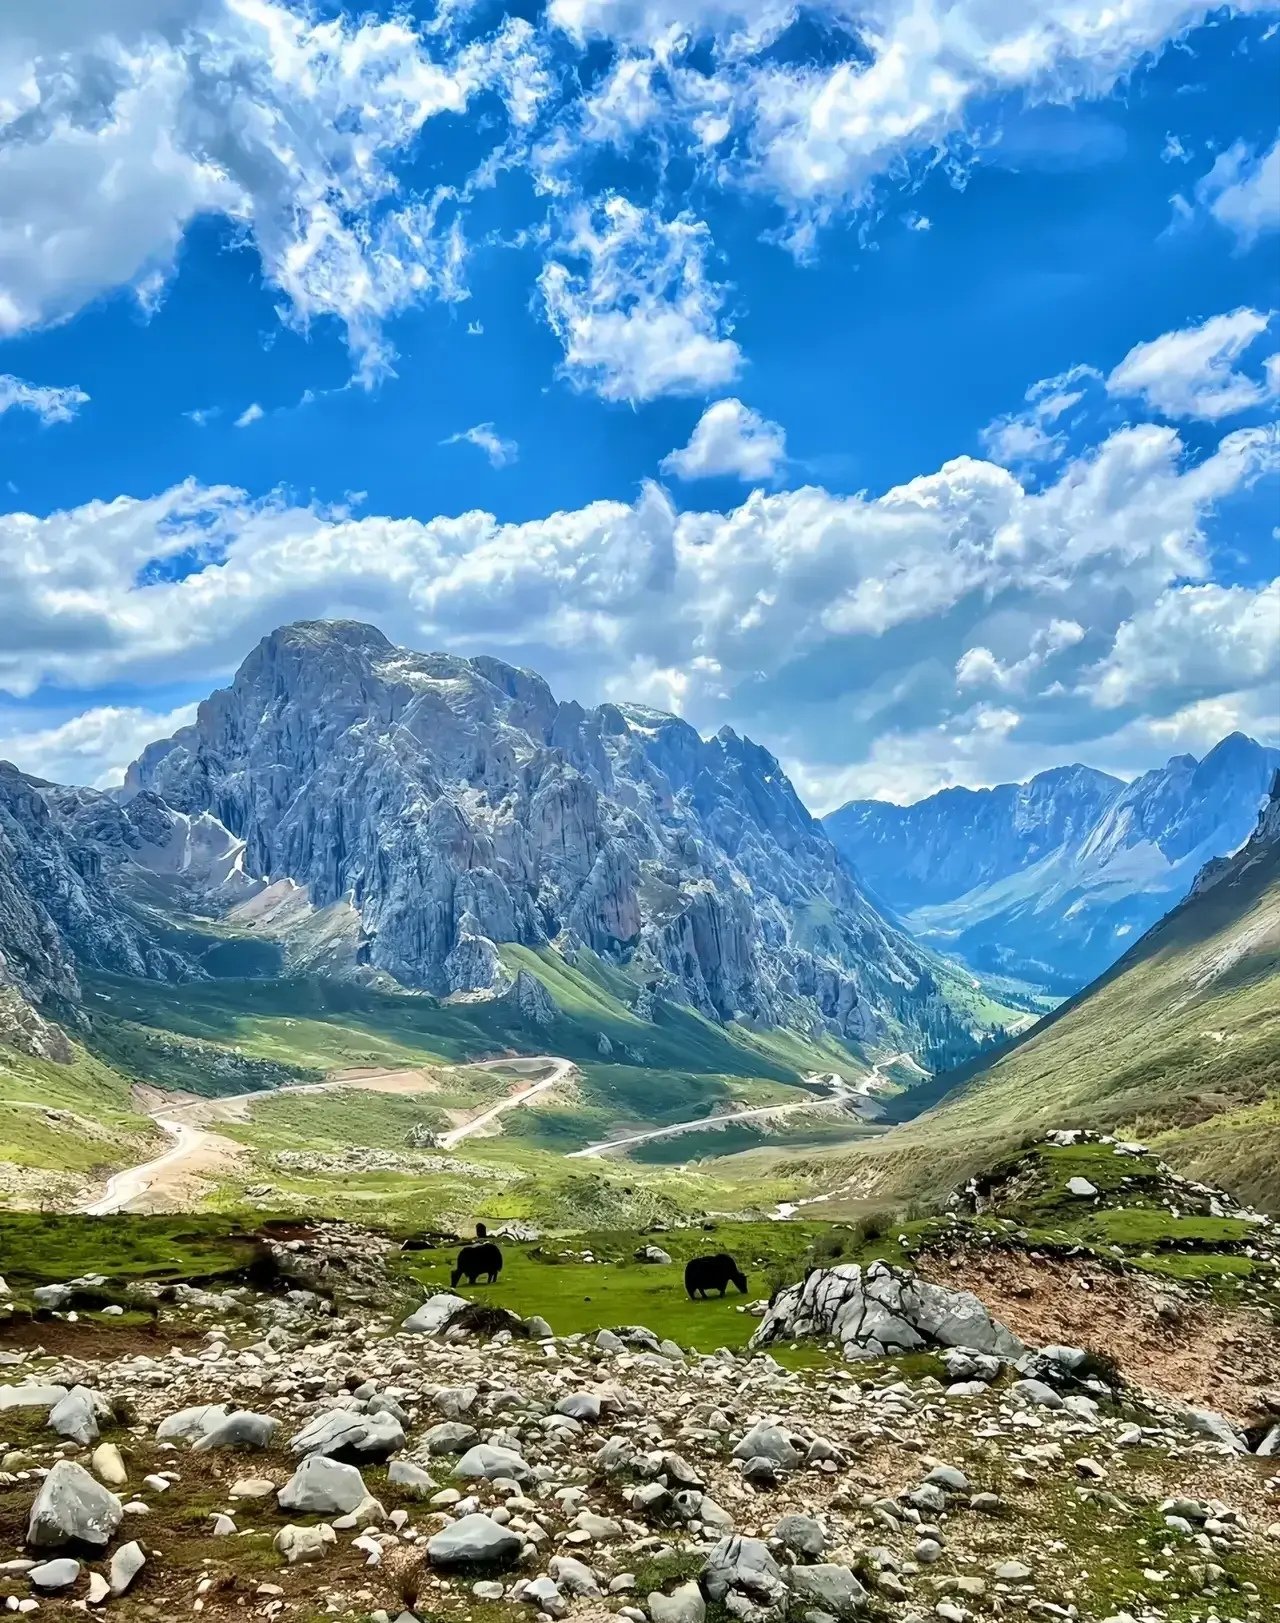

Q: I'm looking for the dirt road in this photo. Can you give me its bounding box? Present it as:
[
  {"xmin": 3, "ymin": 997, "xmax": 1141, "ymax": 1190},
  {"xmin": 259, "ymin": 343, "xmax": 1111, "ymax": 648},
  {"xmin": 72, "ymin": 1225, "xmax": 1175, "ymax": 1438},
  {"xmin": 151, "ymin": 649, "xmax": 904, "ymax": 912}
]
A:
[
  {"xmin": 566, "ymin": 1050, "xmax": 927, "ymax": 1163},
  {"xmin": 81, "ymin": 1056, "xmax": 573, "ymax": 1216},
  {"xmin": 82, "ymin": 1120, "xmax": 208, "ymax": 1216}
]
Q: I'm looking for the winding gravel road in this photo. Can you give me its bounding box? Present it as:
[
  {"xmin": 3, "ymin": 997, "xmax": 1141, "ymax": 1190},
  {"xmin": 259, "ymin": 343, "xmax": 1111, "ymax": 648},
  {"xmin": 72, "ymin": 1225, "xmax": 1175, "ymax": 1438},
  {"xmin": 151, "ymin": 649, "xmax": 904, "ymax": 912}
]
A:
[
  {"xmin": 81, "ymin": 1047, "xmax": 925, "ymax": 1213},
  {"xmin": 81, "ymin": 1056, "xmax": 575, "ymax": 1216},
  {"xmin": 565, "ymin": 1050, "xmax": 923, "ymax": 1161}
]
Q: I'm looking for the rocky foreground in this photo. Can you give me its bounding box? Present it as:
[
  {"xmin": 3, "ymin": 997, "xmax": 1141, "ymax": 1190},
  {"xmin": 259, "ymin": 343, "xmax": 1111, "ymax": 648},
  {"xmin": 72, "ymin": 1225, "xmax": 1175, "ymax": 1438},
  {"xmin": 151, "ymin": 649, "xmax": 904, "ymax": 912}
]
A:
[{"xmin": 1, "ymin": 1240, "xmax": 1278, "ymax": 1623}]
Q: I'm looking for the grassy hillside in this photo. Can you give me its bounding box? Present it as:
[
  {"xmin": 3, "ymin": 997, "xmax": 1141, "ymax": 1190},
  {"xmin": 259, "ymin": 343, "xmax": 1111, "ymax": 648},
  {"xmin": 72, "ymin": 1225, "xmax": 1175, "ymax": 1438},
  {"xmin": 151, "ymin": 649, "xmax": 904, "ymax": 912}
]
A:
[
  {"xmin": 744, "ymin": 819, "xmax": 1280, "ymax": 1214},
  {"xmin": 1, "ymin": 923, "xmax": 891, "ymax": 1212},
  {"xmin": 0, "ymin": 1042, "xmax": 161, "ymax": 1207}
]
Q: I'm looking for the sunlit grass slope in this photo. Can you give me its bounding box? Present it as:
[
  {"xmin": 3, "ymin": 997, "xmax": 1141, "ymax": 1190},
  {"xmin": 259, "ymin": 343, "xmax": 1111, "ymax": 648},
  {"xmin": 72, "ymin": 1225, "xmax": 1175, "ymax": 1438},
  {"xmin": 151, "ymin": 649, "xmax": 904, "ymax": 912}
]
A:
[{"xmin": 743, "ymin": 831, "xmax": 1280, "ymax": 1214}]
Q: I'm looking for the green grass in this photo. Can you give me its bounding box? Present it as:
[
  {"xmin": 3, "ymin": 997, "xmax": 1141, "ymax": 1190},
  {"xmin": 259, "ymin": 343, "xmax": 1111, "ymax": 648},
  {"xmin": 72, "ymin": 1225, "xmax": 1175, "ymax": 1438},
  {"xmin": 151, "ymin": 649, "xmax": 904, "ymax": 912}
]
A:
[
  {"xmin": 628, "ymin": 1115, "xmax": 881, "ymax": 1165},
  {"xmin": 0, "ymin": 1041, "xmax": 160, "ymax": 1195},
  {"xmin": 394, "ymin": 1219, "xmax": 883, "ymax": 1351},
  {"xmin": 751, "ymin": 834, "xmax": 1280, "ymax": 1214},
  {"xmin": 0, "ymin": 1212, "xmax": 261, "ymax": 1293}
]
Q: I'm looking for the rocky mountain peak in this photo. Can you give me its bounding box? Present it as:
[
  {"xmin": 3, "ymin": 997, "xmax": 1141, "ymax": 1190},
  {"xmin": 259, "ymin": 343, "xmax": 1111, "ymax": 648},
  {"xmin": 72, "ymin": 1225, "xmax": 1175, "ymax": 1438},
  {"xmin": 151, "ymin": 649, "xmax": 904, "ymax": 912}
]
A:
[{"xmin": 120, "ymin": 621, "xmax": 981, "ymax": 1060}]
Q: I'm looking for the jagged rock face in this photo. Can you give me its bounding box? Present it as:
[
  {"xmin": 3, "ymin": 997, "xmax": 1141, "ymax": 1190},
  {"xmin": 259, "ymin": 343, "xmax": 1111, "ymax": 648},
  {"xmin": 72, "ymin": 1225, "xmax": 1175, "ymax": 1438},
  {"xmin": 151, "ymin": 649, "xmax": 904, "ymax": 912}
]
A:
[
  {"xmin": 0, "ymin": 763, "xmax": 194, "ymax": 1021},
  {"xmin": 126, "ymin": 621, "xmax": 976, "ymax": 1058},
  {"xmin": 826, "ymin": 733, "xmax": 1280, "ymax": 993},
  {"xmin": 1193, "ymin": 767, "xmax": 1280, "ymax": 897},
  {"xmin": 750, "ymin": 1261, "xmax": 1025, "ymax": 1361}
]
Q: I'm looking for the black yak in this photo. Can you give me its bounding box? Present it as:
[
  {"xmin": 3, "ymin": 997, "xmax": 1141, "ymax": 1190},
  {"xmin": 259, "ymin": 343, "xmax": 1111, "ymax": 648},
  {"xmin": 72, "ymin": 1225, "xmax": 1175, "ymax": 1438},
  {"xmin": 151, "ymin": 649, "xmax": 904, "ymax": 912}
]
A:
[
  {"xmin": 684, "ymin": 1253, "xmax": 748, "ymax": 1299},
  {"xmin": 452, "ymin": 1241, "xmax": 503, "ymax": 1286}
]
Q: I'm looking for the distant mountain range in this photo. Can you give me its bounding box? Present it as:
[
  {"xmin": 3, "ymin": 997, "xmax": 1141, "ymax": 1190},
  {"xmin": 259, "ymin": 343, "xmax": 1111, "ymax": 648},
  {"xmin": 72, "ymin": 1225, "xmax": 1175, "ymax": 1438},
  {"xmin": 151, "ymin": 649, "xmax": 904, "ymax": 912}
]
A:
[
  {"xmin": 824, "ymin": 733, "xmax": 1280, "ymax": 993},
  {"xmin": 0, "ymin": 620, "xmax": 1000, "ymax": 1070},
  {"xmin": 820, "ymin": 763, "xmax": 1280, "ymax": 1215}
]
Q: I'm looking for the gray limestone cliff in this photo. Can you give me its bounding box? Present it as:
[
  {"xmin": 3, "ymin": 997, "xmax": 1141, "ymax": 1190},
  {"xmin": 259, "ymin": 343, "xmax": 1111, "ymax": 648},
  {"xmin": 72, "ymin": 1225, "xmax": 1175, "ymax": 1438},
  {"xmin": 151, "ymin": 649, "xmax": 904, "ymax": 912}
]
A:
[{"xmin": 125, "ymin": 621, "xmax": 977, "ymax": 1059}]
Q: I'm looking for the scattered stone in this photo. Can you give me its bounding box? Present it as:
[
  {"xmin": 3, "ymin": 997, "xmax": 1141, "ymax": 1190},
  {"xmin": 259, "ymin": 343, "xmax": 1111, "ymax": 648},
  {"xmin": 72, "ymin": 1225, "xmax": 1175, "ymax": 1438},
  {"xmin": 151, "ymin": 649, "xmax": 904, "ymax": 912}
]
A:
[
  {"xmin": 29, "ymin": 1558, "xmax": 80, "ymax": 1591},
  {"xmin": 427, "ymin": 1513, "xmax": 522, "ymax": 1568},
  {"xmin": 788, "ymin": 1564, "xmax": 868, "ymax": 1618},
  {"xmin": 453, "ymin": 1443, "xmax": 532, "ymax": 1483},
  {"xmin": 27, "ymin": 1461, "xmax": 123, "ymax": 1551},
  {"xmin": 290, "ymin": 1408, "xmax": 405, "ymax": 1461},
  {"xmin": 192, "ymin": 1411, "xmax": 280, "ymax": 1451},
  {"xmin": 90, "ymin": 1443, "xmax": 127, "ymax": 1487},
  {"xmin": 275, "ymin": 1524, "xmax": 337, "ymax": 1564},
  {"xmin": 108, "ymin": 1541, "xmax": 145, "ymax": 1596},
  {"xmin": 774, "ymin": 1513, "xmax": 826, "ymax": 1558},
  {"xmin": 388, "ymin": 1459, "xmax": 435, "ymax": 1497},
  {"xmin": 651, "ymin": 1581, "xmax": 707, "ymax": 1623},
  {"xmin": 278, "ymin": 1455, "xmax": 369, "ymax": 1515}
]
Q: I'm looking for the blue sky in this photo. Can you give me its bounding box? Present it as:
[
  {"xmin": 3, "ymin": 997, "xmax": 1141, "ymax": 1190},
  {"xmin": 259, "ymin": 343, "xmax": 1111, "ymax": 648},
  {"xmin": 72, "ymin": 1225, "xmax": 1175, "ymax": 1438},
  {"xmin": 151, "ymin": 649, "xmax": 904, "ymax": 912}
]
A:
[{"xmin": 1, "ymin": 0, "xmax": 1278, "ymax": 808}]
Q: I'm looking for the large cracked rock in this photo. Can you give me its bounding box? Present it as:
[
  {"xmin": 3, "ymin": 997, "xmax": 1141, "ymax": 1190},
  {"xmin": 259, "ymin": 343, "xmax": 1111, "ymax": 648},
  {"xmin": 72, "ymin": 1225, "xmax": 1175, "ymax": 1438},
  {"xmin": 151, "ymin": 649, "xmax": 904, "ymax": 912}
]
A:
[
  {"xmin": 750, "ymin": 1261, "xmax": 1026, "ymax": 1360},
  {"xmin": 27, "ymin": 1461, "xmax": 123, "ymax": 1551}
]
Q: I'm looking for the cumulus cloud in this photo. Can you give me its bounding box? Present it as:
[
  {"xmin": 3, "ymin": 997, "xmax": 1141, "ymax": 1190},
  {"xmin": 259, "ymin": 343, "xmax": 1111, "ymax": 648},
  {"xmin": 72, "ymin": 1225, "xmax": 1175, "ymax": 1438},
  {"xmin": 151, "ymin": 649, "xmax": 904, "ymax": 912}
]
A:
[
  {"xmin": 1106, "ymin": 308, "xmax": 1278, "ymax": 421},
  {"xmin": 660, "ymin": 398, "xmax": 785, "ymax": 481},
  {"xmin": 234, "ymin": 403, "xmax": 265, "ymax": 430},
  {"xmin": 0, "ymin": 374, "xmax": 89, "ymax": 425},
  {"xmin": 955, "ymin": 620, "xmax": 1086, "ymax": 693},
  {"xmin": 0, "ymin": 701, "xmax": 199, "ymax": 790},
  {"xmin": 0, "ymin": 1, "xmax": 549, "ymax": 379},
  {"xmin": 1085, "ymin": 579, "xmax": 1280, "ymax": 710},
  {"xmin": 441, "ymin": 423, "xmax": 519, "ymax": 468},
  {"xmin": 1183, "ymin": 134, "xmax": 1280, "ymax": 248},
  {"xmin": 1, "ymin": 414, "xmax": 1277, "ymax": 808},
  {"xmin": 538, "ymin": 196, "xmax": 742, "ymax": 401}
]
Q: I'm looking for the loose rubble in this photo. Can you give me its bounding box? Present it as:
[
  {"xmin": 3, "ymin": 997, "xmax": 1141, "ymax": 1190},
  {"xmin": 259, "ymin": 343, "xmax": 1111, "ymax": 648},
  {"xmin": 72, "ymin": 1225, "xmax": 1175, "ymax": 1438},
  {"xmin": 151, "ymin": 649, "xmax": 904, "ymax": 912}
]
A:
[{"xmin": 1, "ymin": 1249, "xmax": 1277, "ymax": 1623}]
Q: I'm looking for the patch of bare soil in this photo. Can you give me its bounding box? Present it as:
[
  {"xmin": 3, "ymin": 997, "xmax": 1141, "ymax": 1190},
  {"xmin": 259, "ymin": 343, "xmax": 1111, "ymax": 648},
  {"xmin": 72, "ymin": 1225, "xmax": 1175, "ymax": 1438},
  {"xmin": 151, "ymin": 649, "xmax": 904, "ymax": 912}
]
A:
[
  {"xmin": 920, "ymin": 1245, "xmax": 1280, "ymax": 1423},
  {"xmin": 325, "ymin": 1066, "xmax": 442, "ymax": 1093},
  {"xmin": 129, "ymin": 1082, "xmax": 204, "ymax": 1113},
  {"xmin": 0, "ymin": 1316, "xmax": 197, "ymax": 1357},
  {"xmin": 126, "ymin": 1125, "xmax": 247, "ymax": 1213}
]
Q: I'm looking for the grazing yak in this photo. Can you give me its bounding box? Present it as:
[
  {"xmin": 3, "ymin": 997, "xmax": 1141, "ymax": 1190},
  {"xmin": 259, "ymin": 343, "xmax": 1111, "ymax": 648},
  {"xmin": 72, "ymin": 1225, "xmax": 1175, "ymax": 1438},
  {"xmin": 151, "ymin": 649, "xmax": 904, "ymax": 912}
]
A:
[
  {"xmin": 452, "ymin": 1241, "xmax": 503, "ymax": 1286},
  {"xmin": 685, "ymin": 1252, "xmax": 748, "ymax": 1299}
]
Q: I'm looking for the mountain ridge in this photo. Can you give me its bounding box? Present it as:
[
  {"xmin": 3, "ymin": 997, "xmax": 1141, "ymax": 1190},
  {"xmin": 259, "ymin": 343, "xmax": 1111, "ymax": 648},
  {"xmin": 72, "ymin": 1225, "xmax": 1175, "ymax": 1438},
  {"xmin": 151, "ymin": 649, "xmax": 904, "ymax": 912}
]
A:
[
  {"xmin": 777, "ymin": 765, "xmax": 1280, "ymax": 1214},
  {"xmin": 1, "ymin": 619, "xmax": 1001, "ymax": 1072},
  {"xmin": 824, "ymin": 732, "xmax": 1280, "ymax": 992}
]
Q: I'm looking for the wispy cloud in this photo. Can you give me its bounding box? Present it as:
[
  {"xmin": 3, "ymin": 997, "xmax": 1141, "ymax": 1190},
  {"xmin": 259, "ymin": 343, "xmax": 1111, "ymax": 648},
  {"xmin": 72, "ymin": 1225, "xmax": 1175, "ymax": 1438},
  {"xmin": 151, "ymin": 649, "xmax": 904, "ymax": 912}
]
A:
[
  {"xmin": 0, "ymin": 375, "xmax": 89, "ymax": 426},
  {"xmin": 441, "ymin": 422, "xmax": 519, "ymax": 467}
]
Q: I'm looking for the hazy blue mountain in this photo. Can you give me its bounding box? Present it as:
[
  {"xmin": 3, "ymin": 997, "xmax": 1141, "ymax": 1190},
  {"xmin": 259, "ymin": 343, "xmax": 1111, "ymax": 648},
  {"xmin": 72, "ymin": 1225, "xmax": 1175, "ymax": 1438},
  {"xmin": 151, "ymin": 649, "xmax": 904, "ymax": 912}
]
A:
[{"xmin": 824, "ymin": 733, "xmax": 1280, "ymax": 993}]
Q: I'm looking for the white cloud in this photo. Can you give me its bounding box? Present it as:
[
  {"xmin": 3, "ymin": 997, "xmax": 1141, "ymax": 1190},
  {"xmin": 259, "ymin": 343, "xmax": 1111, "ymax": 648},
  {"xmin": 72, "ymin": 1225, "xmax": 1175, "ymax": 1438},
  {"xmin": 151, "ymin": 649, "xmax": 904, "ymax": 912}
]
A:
[
  {"xmin": 548, "ymin": 0, "xmax": 799, "ymax": 52},
  {"xmin": 0, "ymin": 702, "xmax": 198, "ymax": 790},
  {"xmin": 1085, "ymin": 580, "xmax": 1280, "ymax": 710},
  {"xmin": 580, "ymin": 54, "xmax": 665, "ymax": 145},
  {"xmin": 0, "ymin": 414, "xmax": 1277, "ymax": 816},
  {"xmin": 0, "ymin": 2, "xmax": 549, "ymax": 379},
  {"xmin": 538, "ymin": 195, "xmax": 742, "ymax": 402},
  {"xmin": 660, "ymin": 398, "xmax": 785, "ymax": 481},
  {"xmin": 1106, "ymin": 308, "xmax": 1277, "ymax": 421},
  {"xmin": 731, "ymin": 2, "xmax": 1279, "ymax": 234},
  {"xmin": 0, "ymin": 374, "xmax": 88, "ymax": 425},
  {"xmin": 955, "ymin": 619, "xmax": 1086, "ymax": 693},
  {"xmin": 980, "ymin": 365, "xmax": 1102, "ymax": 466},
  {"xmin": 1162, "ymin": 133, "xmax": 1191, "ymax": 164},
  {"xmin": 1185, "ymin": 135, "xmax": 1280, "ymax": 247},
  {"xmin": 234, "ymin": 403, "xmax": 265, "ymax": 430},
  {"xmin": 442, "ymin": 423, "xmax": 519, "ymax": 468}
]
